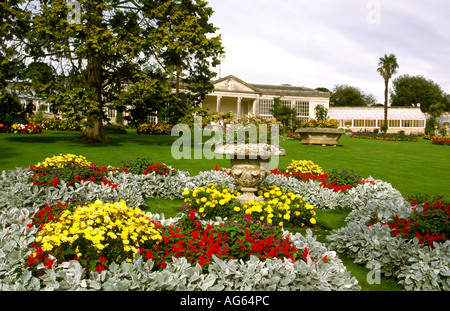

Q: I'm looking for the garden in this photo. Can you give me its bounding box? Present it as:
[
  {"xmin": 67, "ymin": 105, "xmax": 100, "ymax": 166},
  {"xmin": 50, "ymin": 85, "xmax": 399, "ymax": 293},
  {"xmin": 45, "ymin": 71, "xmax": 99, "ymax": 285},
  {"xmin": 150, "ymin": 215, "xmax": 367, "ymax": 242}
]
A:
[{"xmin": 0, "ymin": 129, "xmax": 449, "ymax": 292}]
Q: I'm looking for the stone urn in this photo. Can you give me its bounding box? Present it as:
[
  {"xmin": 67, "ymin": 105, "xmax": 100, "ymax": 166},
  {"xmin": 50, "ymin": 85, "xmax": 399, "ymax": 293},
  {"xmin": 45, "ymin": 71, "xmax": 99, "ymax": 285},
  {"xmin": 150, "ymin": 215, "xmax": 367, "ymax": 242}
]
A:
[
  {"xmin": 214, "ymin": 143, "xmax": 286, "ymax": 204},
  {"xmin": 296, "ymin": 127, "xmax": 344, "ymax": 146}
]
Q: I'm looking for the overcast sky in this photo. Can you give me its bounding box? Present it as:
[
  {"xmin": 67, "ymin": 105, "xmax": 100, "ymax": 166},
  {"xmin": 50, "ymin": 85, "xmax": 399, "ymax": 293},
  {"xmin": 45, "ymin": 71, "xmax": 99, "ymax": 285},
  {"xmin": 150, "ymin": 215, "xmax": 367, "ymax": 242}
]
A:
[{"xmin": 208, "ymin": 0, "xmax": 450, "ymax": 104}]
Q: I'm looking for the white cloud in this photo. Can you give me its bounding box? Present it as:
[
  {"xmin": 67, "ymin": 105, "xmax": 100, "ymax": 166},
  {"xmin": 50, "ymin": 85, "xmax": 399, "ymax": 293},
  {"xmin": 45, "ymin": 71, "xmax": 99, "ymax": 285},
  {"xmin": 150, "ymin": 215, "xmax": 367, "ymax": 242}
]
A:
[{"xmin": 209, "ymin": 0, "xmax": 450, "ymax": 103}]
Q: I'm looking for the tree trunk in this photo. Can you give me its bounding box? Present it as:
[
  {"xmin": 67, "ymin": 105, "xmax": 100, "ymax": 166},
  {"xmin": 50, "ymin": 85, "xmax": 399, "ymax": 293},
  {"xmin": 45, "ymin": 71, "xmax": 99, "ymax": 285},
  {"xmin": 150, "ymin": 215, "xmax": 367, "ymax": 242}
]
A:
[
  {"xmin": 383, "ymin": 79, "xmax": 389, "ymax": 133},
  {"xmin": 79, "ymin": 5, "xmax": 107, "ymax": 143}
]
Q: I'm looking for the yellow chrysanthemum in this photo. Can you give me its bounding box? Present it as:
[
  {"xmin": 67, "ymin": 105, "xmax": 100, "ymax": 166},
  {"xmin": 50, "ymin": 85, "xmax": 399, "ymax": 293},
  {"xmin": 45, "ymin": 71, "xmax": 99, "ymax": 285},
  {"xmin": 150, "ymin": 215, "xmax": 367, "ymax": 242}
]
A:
[{"xmin": 35, "ymin": 200, "xmax": 162, "ymax": 262}]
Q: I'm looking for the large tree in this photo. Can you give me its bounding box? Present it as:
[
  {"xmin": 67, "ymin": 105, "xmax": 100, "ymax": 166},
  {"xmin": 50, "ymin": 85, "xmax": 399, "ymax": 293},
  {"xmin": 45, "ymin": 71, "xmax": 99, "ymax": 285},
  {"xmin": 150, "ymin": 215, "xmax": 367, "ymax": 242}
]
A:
[
  {"xmin": 0, "ymin": 0, "xmax": 31, "ymax": 124},
  {"xmin": 330, "ymin": 84, "xmax": 377, "ymax": 107},
  {"xmin": 377, "ymin": 53, "xmax": 399, "ymax": 132},
  {"xmin": 26, "ymin": 0, "xmax": 223, "ymax": 142},
  {"xmin": 390, "ymin": 74, "xmax": 448, "ymax": 112}
]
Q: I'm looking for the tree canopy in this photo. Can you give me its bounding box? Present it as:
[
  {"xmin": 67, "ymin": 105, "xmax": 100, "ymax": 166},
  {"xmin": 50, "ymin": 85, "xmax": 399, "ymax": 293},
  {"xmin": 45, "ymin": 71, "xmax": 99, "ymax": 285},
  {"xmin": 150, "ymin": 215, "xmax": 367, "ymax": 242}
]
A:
[
  {"xmin": 390, "ymin": 74, "xmax": 449, "ymax": 112},
  {"xmin": 13, "ymin": 0, "xmax": 224, "ymax": 142},
  {"xmin": 330, "ymin": 84, "xmax": 377, "ymax": 107}
]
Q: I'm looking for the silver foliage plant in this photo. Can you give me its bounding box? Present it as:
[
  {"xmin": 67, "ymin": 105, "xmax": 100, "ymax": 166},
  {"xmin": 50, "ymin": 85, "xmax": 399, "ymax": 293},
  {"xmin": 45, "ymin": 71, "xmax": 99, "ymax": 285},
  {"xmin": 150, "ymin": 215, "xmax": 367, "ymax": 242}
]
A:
[
  {"xmin": 0, "ymin": 166, "xmax": 360, "ymax": 291},
  {"xmin": 2, "ymin": 165, "xmax": 449, "ymax": 291},
  {"xmin": 326, "ymin": 197, "xmax": 450, "ymax": 291}
]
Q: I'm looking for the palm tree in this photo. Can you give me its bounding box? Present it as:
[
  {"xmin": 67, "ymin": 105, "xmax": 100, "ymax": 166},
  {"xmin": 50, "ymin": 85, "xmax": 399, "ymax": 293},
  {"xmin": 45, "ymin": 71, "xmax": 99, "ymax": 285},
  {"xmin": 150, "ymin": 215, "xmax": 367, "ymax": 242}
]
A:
[{"xmin": 377, "ymin": 54, "xmax": 399, "ymax": 133}]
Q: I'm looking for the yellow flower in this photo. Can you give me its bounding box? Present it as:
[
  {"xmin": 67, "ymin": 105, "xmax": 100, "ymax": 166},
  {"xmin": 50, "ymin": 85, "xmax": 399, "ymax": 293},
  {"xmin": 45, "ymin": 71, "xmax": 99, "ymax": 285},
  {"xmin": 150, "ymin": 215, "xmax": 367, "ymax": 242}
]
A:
[
  {"xmin": 183, "ymin": 189, "xmax": 190, "ymax": 196},
  {"xmin": 310, "ymin": 218, "xmax": 316, "ymax": 224},
  {"xmin": 234, "ymin": 206, "xmax": 241, "ymax": 212}
]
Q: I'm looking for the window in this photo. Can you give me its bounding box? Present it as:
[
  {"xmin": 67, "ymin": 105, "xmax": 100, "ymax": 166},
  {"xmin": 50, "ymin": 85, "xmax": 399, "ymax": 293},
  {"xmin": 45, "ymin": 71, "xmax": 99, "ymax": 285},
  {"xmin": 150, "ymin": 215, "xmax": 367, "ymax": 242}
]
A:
[
  {"xmin": 259, "ymin": 99, "xmax": 274, "ymax": 119},
  {"xmin": 107, "ymin": 108, "xmax": 117, "ymax": 119},
  {"xmin": 416, "ymin": 120, "xmax": 425, "ymax": 127},
  {"xmin": 354, "ymin": 120, "xmax": 365, "ymax": 127},
  {"xmin": 295, "ymin": 101, "xmax": 309, "ymax": 119},
  {"xmin": 365, "ymin": 120, "xmax": 377, "ymax": 127},
  {"xmin": 402, "ymin": 120, "xmax": 425, "ymax": 128},
  {"xmin": 389, "ymin": 120, "xmax": 401, "ymax": 127}
]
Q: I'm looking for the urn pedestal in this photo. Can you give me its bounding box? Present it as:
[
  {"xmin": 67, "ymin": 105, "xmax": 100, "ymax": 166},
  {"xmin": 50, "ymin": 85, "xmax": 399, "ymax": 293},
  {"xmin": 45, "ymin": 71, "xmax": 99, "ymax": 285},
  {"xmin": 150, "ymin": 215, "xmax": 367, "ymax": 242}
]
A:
[{"xmin": 214, "ymin": 143, "xmax": 286, "ymax": 204}]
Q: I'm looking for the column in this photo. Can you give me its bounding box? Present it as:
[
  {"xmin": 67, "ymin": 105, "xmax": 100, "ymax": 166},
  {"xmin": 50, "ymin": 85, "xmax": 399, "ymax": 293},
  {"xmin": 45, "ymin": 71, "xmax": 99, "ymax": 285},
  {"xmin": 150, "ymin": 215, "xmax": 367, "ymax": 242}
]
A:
[
  {"xmin": 216, "ymin": 96, "xmax": 222, "ymax": 114},
  {"xmin": 253, "ymin": 99, "xmax": 259, "ymax": 117},
  {"xmin": 237, "ymin": 97, "xmax": 242, "ymax": 119}
]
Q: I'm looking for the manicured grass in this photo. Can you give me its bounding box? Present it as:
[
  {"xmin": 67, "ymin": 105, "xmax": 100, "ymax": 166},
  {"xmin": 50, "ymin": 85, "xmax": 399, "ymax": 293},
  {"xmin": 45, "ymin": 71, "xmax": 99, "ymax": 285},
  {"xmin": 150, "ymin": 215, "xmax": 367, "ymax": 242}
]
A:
[{"xmin": 1, "ymin": 130, "xmax": 449, "ymax": 198}]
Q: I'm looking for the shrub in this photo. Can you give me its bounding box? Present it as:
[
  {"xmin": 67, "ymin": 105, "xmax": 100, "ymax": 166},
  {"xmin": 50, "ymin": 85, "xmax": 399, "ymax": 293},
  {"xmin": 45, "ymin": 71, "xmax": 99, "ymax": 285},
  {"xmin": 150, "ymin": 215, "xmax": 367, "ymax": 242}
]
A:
[
  {"xmin": 301, "ymin": 119, "xmax": 338, "ymax": 129},
  {"xmin": 284, "ymin": 160, "xmax": 324, "ymax": 175},
  {"xmin": 351, "ymin": 133, "xmax": 419, "ymax": 142},
  {"xmin": 27, "ymin": 200, "xmax": 163, "ymax": 274},
  {"xmin": 29, "ymin": 116, "xmax": 82, "ymax": 132},
  {"xmin": 136, "ymin": 123, "xmax": 173, "ymax": 135},
  {"xmin": 366, "ymin": 199, "xmax": 450, "ymax": 247},
  {"xmin": 432, "ymin": 138, "xmax": 450, "ymax": 146},
  {"xmin": 224, "ymin": 116, "xmax": 278, "ymax": 144},
  {"xmin": 183, "ymin": 184, "xmax": 316, "ymax": 229},
  {"xmin": 29, "ymin": 154, "xmax": 122, "ymax": 189},
  {"xmin": 182, "ymin": 184, "xmax": 240, "ymax": 220},
  {"xmin": 9, "ymin": 122, "xmax": 42, "ymax": 134},
  {"xmin": 142, "ymin": 210, "xmax": 312, "ymax": 272},
  {"xmin": 326, "ymin": 169, "xmax": 361, "ymax": 187},
  {"xmin": 119, "ymin": 157, "xmax": 177, "ymax": 176},
  {"xmin": 33, "ymin": 154, "xmax": 92, "ymax": 169},
  {"xmin": 104, "ymin": 123, "xmax": 127, "ymax": 134}
]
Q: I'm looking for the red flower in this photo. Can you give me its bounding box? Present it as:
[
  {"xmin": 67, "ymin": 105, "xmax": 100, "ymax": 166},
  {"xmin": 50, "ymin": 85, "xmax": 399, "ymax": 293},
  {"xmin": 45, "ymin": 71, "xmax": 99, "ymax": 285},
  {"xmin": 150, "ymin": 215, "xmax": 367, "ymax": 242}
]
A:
[
  {"xmin": 191, "ymin": 230, "xmax": 200, "ymax": 239},
  {"xmin": 158, "ymin": 261, "xmax": 167, "ymax": 268}
]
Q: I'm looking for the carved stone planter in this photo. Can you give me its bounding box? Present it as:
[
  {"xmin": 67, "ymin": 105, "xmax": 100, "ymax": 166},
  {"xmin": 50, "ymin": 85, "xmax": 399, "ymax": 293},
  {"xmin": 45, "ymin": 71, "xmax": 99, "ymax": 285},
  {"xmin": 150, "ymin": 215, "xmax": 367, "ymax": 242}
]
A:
[
  {"xmin": 214, "ymin": 143, "xmax": 286, "ymax": 204},
  {"xmin": 295, "ymin": 128, "xmax": 344, "ymax": 146}
]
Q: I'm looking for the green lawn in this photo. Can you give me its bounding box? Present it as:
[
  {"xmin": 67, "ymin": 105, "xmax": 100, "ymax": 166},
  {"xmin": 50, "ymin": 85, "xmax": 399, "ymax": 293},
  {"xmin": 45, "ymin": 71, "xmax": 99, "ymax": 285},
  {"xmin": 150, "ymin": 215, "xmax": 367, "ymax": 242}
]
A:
[
  {"xmin": 1, "ymin": 130, "xmax": 449, "ymax": 198},
  {"xmin": 1, "ymin": 129, "xmax": 448, "ymax": 291}
]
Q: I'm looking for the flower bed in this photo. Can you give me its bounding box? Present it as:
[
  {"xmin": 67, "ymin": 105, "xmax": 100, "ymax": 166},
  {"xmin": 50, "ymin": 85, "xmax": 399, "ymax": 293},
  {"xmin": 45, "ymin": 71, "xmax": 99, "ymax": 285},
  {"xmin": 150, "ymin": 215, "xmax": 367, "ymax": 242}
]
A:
[
  {"xmin": 0, "ymin": 123, "xmax": 8, "ymax": 133},
  {"xmin": 327, "ymin": 194, "xmax": 450, "ymax": 291},
  {"xmin": 270, "ymin": 160, "xmax": 373, "ymax": 194},
  {"xmin": 136, "ymin": 123, "xmax": 173, "ymax": 135},
  {"xmin": 351, "ymin": 133, "xmax": 419, "ymax": 142},
  {"xmin": 0, "ymin": 155, "xmax": 361, "ymax": 291},
  {"xmin": 29, "ymin": 154, "xmax": 119, "ymax": 189},
  {"xmin": 4, "ymin": 122, "xmax": 42, "ymax": 134},
  {"xmin": 0, "ymin": 153, "xmax": 449, "ymax": 291},
  {"xmin": 183, "ymin": 184, "xmax": 317, "ymax": 228},
  {"xmin": 432, "ymin": 138, "xmax": 450, "ymax": 146},
  {"xmin": 118, "ymin": 157, "xmax": 177, "ymax": 176},
  {"xmin": 423, "ymin": 134, "xmax": 438, "ymax": 140},
  {"xmin": 301, "ymin": 120, "xmax": 338, "ymax": 129},
  {"xmin": 29, "ymin": 117, "xmax": 82, "ymax": 132}
]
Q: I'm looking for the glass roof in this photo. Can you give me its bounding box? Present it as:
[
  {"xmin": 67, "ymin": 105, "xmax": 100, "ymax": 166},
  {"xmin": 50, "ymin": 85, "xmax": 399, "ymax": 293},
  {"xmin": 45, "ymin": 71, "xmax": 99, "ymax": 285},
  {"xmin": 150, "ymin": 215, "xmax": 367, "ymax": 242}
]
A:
[{"xmin": 329, "ymin": 107, "xmax": 426, "ymax": 120}]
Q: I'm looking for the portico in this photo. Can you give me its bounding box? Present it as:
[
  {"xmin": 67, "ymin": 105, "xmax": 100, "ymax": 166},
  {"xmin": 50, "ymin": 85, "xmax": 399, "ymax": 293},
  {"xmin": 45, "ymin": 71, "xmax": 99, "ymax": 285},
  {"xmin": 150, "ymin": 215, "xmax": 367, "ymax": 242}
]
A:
[{"xmin": 202, "ymin": 75, "xmax": 331, "ymax": 122}]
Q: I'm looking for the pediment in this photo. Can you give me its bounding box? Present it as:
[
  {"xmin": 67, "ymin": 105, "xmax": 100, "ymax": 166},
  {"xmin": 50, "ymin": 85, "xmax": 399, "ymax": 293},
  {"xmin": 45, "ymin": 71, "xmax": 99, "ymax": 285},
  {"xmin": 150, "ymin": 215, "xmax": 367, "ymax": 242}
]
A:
[{"xmin": 213, "ymin": 75, "xmax": 258, "ymax": 93}]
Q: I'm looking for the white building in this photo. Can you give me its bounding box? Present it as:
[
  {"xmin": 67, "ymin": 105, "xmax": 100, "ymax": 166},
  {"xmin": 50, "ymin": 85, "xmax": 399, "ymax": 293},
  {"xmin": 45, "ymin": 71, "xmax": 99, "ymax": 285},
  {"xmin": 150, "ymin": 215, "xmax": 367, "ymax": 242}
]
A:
[
  {"xmin": 329, "ymin": 106, "xmax": 427, "ymax": 135},
  {"xmin": 202, "ymin": 75, "xmax": 331, "ymax": 122}
]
